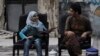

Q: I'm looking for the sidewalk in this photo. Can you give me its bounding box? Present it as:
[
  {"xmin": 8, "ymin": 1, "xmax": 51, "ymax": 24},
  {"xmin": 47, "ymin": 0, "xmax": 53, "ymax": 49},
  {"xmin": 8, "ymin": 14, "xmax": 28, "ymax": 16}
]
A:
[{"xmin": 0, "ymin": 30, "xmax": 100, "ymax": 56}]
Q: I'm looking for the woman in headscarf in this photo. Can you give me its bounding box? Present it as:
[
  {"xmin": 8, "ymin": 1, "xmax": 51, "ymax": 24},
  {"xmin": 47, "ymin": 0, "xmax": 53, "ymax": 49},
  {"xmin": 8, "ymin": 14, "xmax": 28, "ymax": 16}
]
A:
[{"xmin": 19, "ymin": 11, "xmax": 48, "ymax": 56}]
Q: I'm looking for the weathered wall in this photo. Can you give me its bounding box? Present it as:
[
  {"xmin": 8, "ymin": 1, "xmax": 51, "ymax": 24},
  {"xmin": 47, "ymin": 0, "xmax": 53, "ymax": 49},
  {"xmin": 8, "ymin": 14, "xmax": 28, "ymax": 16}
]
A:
[
  {"xmin": 70, "ymin": 0, "xmax": 83, "ymax": 2},
  {"xmin": 38, "ymin": 0, "xmax": 48, "ymax": 14},
  {"xmin": 0, "ymin": 0, "xmax": 4, "ymax": 30},
  {"xmin": 47, "ymin": 0, "xmax": 59, "ymax": 37},
  {"xmin": 38, "ymin": 0, "xmax": 59, "ymax": 37}
]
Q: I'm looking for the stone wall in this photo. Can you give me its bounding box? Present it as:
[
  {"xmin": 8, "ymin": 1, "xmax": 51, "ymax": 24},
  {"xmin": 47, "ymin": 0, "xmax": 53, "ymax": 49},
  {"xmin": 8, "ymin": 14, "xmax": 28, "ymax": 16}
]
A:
[
  {"xmin": 0, "ymin": 0, "xmax": 4, "ymax": 30},
  {"xmin": 47, "ymin": 0, "xmax": 59, "ymax": 37},
  {"xmin": 70, "ymin": 0, "xmax": 83, "ymax": 2},
  {"xmin": 38, "ymin": 0, "xmax": 59, "ymax": 37},
  {"xmin": 38, "ymin": 0, "xmax": 48, "ymax": 14}
]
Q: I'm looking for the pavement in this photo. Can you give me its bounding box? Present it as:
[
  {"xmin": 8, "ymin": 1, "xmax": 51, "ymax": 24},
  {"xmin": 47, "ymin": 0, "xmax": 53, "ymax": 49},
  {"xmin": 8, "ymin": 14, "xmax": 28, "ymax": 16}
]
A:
[{"xmin": 0, "ymin": 30, "xmax": 100, "ymax": 56}]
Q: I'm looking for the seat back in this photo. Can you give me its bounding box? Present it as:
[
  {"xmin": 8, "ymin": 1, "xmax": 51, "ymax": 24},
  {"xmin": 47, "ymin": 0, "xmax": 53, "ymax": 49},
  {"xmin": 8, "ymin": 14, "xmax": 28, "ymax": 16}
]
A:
[
  {"xmin": 18, "ymin": 13, "xmax": 49, "ymax": 42},
  {"xmin": 19, "ymin": 14, "xmax": 28, "ymax": 31}
]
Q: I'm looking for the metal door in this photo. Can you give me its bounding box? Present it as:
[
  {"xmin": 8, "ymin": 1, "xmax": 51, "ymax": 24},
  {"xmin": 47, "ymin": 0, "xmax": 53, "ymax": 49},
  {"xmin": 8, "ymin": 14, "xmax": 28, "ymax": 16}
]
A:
[{"xmin": 5, "ymin": 0, "xmax": 38, "ymax": 32}]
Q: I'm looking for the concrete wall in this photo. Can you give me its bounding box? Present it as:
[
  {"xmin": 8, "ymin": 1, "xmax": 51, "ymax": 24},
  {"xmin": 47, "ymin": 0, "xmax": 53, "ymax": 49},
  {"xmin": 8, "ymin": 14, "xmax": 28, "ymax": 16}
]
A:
[
  {"xmin": 0, "ymin": 0, "xmax": 4, "ymax": 30},
  {"xmin": 47, "ymin": 0, "xmax": 59, "ymax": 37},
  {"xmin": 38, "ymin": 0, "xmax": 59, "ymax": 37},
  {"xmin": 89, "ymin": 4, "xmax": 100, "ymax": 36},
  {"xmin": 38, "ymin": 0, "xmax": 48, "ymax": 14},
  {"xmin": 70, "ymin": 0, "xmax": 83, "ymax": 2}
]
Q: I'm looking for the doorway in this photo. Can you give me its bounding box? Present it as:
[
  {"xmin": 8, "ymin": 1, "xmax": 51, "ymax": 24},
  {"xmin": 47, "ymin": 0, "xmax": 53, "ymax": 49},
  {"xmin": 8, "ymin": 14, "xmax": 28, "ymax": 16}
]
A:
[{"xmin": 5, "ymin": 0, "xmax": 38, "ymax": 32}]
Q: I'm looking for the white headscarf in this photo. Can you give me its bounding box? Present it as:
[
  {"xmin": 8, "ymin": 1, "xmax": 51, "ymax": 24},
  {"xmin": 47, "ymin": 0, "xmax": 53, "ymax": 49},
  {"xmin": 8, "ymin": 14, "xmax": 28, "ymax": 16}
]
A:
[
  {"xmin": 26, "ymin": 11, "xmax": 39, "ymax": 27},
  {"xmin": 26, "ymin": 11, "xmax": 47, "ymax": 31}
]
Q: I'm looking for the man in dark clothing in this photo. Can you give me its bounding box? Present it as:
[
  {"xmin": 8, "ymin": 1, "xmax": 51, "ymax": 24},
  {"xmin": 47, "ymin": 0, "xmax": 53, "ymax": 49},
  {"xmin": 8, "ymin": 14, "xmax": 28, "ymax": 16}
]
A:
[{"xmin": 64, "ymin": 3, "xmax": 92, "ymax": 56}]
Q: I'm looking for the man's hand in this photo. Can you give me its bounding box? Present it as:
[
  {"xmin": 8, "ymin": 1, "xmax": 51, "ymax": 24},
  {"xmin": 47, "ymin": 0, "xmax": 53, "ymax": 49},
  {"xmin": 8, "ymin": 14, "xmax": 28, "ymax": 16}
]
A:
[
  {"xmin": 48, "ymin": 27, "xmax": 57, "ymax": 33},
  {"xmin": 64, "ymin": 31, "xmax": 75, "ymax": 37},
  {"xmin": 51, "ymin": 27, "xmax": 56, "ymax": 31},
  {"xmin": 81, "ymin": 32, "xmax": 87, "ymax": 39}
]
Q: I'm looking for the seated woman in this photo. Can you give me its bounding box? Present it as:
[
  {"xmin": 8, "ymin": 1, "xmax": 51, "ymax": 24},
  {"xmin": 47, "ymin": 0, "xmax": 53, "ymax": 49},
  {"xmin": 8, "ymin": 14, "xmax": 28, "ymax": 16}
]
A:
[
  {"xmin": 19, "ymin": 11, "xmax": 55, "ymax": 56},
  {"xmin": 64, "ymin": 3, "xmax": 92, "ymax": 56}
]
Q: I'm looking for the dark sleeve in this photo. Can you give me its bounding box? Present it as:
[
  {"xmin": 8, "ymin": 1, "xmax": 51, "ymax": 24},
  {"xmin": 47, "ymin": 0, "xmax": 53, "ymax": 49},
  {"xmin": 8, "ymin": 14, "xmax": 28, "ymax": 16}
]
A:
[
  {"xmin": 65, "ymin": 16, "xmax": 72, "ymax": 31},
  {"xmin": 58, "ymin": 13, "xmax": 68, "ymax": 34},
  {"xmin": 85, "ymin": 19, "xmax": 92, "ymax": 32}
]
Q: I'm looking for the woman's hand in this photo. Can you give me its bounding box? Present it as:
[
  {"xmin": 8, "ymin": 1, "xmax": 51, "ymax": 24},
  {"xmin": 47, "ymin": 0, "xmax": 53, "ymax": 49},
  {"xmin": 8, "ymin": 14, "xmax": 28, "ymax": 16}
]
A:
[{"xmin": 27, "ymin": 36, "xmax": 33, "ymax": 39}]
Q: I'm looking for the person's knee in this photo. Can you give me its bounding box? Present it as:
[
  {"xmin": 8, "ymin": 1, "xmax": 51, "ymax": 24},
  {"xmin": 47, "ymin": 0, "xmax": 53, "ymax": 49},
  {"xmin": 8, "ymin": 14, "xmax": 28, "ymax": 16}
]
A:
[
  {"xmin": 34, "ymin": 38, "xmax": 42, "ymax": 49},
  {"xmin": 34, "ymin": 38, "xmax": 41, "ymax": 44},
  {"xmin": 24, "ymin": 39, "xmax": 30, "ymax": 46}
]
